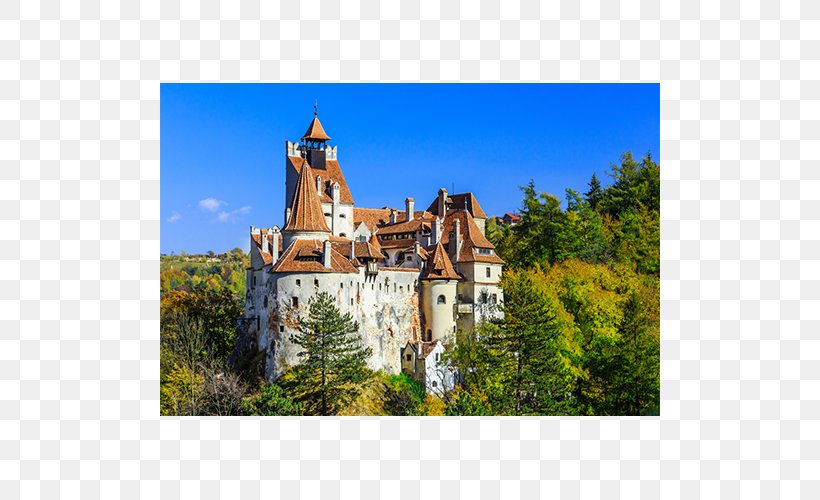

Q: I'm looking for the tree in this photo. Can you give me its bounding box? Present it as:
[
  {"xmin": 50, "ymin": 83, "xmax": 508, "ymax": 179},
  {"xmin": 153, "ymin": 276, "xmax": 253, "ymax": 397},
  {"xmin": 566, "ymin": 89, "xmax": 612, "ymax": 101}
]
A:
[
  {"xmin": 242, "ymin": 382, "xmax": 304, "ymax": 416},
  {"xmin": 585, "ymin": 173, "xmax": 603, "ymax": 210},
  {"xmin": 507, "ymin": 181, "xmax": 566, "ymax": 267},
  {"xmin": 290, "ymin": 292, "xmax": 373, "ymax": 415}
]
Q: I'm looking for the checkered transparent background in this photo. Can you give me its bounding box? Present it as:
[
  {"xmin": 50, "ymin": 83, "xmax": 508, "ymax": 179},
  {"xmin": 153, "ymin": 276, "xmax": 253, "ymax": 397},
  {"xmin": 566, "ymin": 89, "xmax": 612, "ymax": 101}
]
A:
[{"xmin": 0, "ymin": 0, "xmax": 817, "ymax": 498}]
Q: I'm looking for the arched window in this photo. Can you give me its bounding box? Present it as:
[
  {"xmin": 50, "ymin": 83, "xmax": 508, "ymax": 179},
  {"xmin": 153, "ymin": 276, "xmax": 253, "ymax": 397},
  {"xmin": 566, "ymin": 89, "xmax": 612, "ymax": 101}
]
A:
[{"xmin": 437, "ymin": 295, "xmax": 446, "ymax": 304}]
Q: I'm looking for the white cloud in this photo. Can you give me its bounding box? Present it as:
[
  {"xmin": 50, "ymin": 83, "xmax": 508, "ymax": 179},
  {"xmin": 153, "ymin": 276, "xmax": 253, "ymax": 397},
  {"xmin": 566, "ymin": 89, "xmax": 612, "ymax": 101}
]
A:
[
  {"xmin": 167, "ymin": 211, "xmax": 182, "ymax": 223},
  {"xmin": 198, "ymin": 197, "xmax": 226, "ymax": 212},
  {"xmin": 215, "ymin": 205, "xmax": 252, "ymax": 223}
]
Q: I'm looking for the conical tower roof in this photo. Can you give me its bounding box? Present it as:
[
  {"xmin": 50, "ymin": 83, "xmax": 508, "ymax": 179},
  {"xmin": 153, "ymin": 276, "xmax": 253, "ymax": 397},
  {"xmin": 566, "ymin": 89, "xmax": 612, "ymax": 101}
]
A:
[
  {"xmin": 301, "ymin": 115, "xmax": 331, "ymax": 141},
  {"xmin": 283, "ymin": 163, "xmax": 331, "ymax": 233},
  {"xmin": 422, "ymin": 242, "xmax": 460, "ymax": 280}
]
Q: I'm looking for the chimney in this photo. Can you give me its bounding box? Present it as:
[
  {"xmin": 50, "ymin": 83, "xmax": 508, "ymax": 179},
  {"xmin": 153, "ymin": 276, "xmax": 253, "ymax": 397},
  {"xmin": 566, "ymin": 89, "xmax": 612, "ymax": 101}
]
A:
[
  {"xmin": 323, "ymin": 240, "xmax": 333, "ymax": 268},
  {"xmin": 262, "ymin": 230, "xmax": 269, "ymax": 254},
  {"xmin": 350, "ymin": 239, "xmax": 356, "ymax": 261},
  {"xmin": 431, "ymin": 218, "xmax": 442, "ymax": 245},
  {"xmin": 405, "ymin": 197, "xmax": 415, "ymax": 221},
  {"xmin": 414, "ymin": 240, "xmax": 420, "ymax": 262},
  {"xmin": 332, "ymin": 182, "xmax": 340, "ymax": 203},
  {"xmin": 454, "ymin": 218, "xmax": 461, "ymax": 262},
  {"xmin": 316, "ymin": 175, "xmax": 322, "ymax": 196},
  {"xmin": 285, "ymin": 207, "xmax": 292, "ymax": 224},
  {"xmin": 437, "ymin": 188, "xmax": 448, "ymax": 217},
  {"xmin": 390, "ymin": 209, "xmax": 397, "ymax": 224},
  {"xmin": 271, "ymin": 226, "xmax": 280, "ymax": 263}
]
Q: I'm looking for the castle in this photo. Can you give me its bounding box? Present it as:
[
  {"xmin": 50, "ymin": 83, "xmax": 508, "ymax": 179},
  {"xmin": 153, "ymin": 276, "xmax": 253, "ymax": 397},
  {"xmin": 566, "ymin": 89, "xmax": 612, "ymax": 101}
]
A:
[{"xmin": 241, "ymin": 110, "xmax": 504, "ymax": 392}]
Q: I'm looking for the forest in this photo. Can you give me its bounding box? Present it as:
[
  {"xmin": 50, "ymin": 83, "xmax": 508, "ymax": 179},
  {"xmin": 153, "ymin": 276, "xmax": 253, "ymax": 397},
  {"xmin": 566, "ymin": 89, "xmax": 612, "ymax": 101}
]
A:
[{"xmin": 159, "ymin": 152, "xmax": 660, "ymax": 416}]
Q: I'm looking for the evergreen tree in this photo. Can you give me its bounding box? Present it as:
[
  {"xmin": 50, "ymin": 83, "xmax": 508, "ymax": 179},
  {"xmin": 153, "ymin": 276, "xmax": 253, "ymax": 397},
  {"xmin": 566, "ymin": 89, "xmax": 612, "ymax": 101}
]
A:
[
  {"xmin": 585, "ymin": 173, "xmax": 603, "ymax": 210},
  {"xmin": 291, "ymin": 292, "xmax": 373, "ymax": 415}
]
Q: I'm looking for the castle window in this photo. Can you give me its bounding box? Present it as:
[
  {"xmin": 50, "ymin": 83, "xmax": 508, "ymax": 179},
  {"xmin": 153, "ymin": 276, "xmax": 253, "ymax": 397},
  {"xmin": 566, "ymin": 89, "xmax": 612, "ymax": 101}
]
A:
[
  {"xmin": 394, "ymin": 283, "xmax": 397, "ymax": 293},
  {"xmin": 256, "ymin": 317, "xmax": 260, "ymax": 330},
  {"xmin": 437, "ymin": 295, "xmax": 446, "ymax": 304},
  {"xmin": 426, "ymin": 330, "xmax": 432, "ymax": 341},
  {"xmin": 264, "ymin": 296, "xmax": 268, "ymax": 308},
  {"xmin": 406, "ymin": 354, "xmax": 412, "ymax": 362},
  {"xmin": 436, "ymin": 353, "xmax": 440, "ymax": 362},
  {"xmin": 324, "ymin": 212, "xmax": 331, "ymax": 217},
  {"xmin": 340, "ymin": 233, "xmax": 347, "ymax": 237},
  {"xmin": 340, "ymin": 283, "xmax": 344, "ymax": 289},
  {"xmin": 340, "ymin": 214, "xmax": 346, "ymax": 218},
  {"xmin": 253, "ymin": 276, "xmax": 256, "ymax": 286},
  {"xmin": 314, "ymin": 279, "xmax": 319, "ymax": 287},
  {"xmin": 486, "ymin": 267, "xmax": 491, "ymax": 278},
  {"xmin": 432, "ymin": 381, "xmax": 438, "ymax": 388},
  {"xmin": 279, "ymin": 325, "xmax": 284, "ymax": 333},
  {"xmin": 296, "ymin": 279, "xmax": 301, "ymax": 286},
  {"xmin": 292, "ymin": 297, "xmax": 298, "ymax": 307},
  {"xmin": 406, "ymin": 257, "xmax": 412, "ymax": 262},
  {"xmin": 350, "ymin": 298, "xmax": 354, "ymax": 305},
  {"xmin": 400, "ymin": 286, "xmax": 403, "ymax": 292}
]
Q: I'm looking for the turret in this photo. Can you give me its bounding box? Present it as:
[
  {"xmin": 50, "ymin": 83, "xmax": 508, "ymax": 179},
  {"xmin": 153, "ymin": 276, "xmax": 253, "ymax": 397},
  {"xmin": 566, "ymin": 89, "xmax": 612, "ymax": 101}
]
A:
[{"xmin": 406, "ymin": 197, "xmax": 415, "ymax": 221}]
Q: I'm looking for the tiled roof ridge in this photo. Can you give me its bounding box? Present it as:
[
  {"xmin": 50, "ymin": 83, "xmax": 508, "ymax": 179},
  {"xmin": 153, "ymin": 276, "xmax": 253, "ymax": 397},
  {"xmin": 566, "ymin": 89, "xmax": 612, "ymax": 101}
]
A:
[{"xmin": 283, "ymin": 164, "xmax": 331, "ymax": 233}]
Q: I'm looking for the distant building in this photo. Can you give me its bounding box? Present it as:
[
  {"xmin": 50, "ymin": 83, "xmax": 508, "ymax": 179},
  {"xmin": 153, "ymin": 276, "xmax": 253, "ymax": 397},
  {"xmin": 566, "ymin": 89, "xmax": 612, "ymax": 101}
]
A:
[
  {"xmin": 501, "ymin": 212, "xmax": 520, "ymax": 226},
  {"xmin": 239, "ymin": 110, "xmax": 504, "ymax": 392}
]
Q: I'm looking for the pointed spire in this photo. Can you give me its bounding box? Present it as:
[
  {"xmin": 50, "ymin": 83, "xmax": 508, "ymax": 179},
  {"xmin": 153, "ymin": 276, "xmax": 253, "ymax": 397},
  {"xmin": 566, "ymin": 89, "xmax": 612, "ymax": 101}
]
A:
[
  {"xmin": 283, "ymin": 164, "xmax": 331, "ymax": 233},
  {"xmin": 301, "ymin": 104, "xmax": 331, "ymax": 141},
  {"xmin": 422, "ymin": 242, "xmax": 459, "ymax": 280}
]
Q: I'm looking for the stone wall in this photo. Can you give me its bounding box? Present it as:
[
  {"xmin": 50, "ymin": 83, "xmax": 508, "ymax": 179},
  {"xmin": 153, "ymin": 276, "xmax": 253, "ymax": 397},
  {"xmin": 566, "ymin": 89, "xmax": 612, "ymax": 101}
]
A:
[{"xmin": 262, "ymin": 268, "xmax": 421, "ymax": 381}]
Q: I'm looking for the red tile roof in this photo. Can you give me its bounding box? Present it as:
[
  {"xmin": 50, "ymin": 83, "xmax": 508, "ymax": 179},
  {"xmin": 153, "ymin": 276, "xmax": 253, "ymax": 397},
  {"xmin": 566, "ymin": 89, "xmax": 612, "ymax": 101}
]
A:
[
  {"xmin": 332, "ymin": 240, "xmax": 384, "ymax": 261},
  {"xmin": 301, "ymin": 116, "xmax": 331, "ymax": 141},
  {"xmin": 421, "ymin": 242, "xmax": 460, "ymax": 280},
  {"xmin": 288, "ymin": 156, "xmax": 354, "ymax": 204},
  {"xmin": 441, "ymin": 210, "xmax": 505, "ymax": 264},
  {"xmin": 270, "ymin": 239, "xmax": 358, "ymax": 274},
  {"xmin": 426, "ymin": 192, "xmax": 488, "ymax": 219},
  {"xmin": 378, "ymin": 238, "xmax": 416, "ymax": 250},
  {"xmin": 283, "ymin": 164, "xmax": 331, "ymax": 233},
  {"xmin": 250, "ymin": 231, "xmax": 283, "ymax": 266},
  {"xmin": 353, "ymin": 207, "xmax": 435, "ymax": 232},
  {"xmin": 376, "ymin": 217, "xmax": 434, "ymax": 236}
]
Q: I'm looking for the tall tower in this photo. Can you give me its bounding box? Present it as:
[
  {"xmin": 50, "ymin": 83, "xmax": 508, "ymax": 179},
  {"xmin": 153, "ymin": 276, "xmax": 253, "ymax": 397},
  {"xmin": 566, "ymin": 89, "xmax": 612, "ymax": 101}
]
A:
[
  {"xmin": 420, "ymin": 242, "xmax": 460, "ymax": 342},
  {"xmin": 301, "ymin": 103, "xmax": 331, "ymax": 170}
]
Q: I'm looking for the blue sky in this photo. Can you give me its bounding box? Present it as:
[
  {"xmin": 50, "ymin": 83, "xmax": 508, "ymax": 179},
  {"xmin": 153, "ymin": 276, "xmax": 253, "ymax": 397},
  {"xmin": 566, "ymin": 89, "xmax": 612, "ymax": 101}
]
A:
[{"xmin": 161, "ymin": 83, "xmax": 659, "ymax": 255}]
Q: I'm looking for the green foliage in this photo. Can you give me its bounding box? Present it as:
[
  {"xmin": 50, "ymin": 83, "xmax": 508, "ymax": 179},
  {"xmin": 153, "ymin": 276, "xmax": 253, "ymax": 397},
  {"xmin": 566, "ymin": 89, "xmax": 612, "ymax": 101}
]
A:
[
  {"xmin": 290, "ymin": 292, "xmax": 373, "ymax": 415},
  {"xmin": 382, "ymin": 373, "xmax": 425, "ymax": 416},
  {"xmin": 489, "ymin": 151, "xmax": 659, "ymax": 278},
  {"xmin": 446, "ymin": 261, "xmax": 659, "ymax": 416},
  {"xmin": 161, "ymin": 363, "xmax": 204, "ymax": 416},
  {"xmin": 242, "ymin": 383, "xmax": 304, "ymax": 416},
  {"xmin": 160, "ymin": 250, "xmax": 248, "ymax": 296}
]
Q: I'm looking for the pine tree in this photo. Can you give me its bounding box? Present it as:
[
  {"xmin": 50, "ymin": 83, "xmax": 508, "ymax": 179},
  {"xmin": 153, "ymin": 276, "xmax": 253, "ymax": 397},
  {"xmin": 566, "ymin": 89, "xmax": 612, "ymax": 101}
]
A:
[
  {"xmin": 585, "ymin": 173, "xmax": 603, "ymax": 210},
  {"xmin": 291, "ymin": 292, "xmax": 373, "ymax": 415}
]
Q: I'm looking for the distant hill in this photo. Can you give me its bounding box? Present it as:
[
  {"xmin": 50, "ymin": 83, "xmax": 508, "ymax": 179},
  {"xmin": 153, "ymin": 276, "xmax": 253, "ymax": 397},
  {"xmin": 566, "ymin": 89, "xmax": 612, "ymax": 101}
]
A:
[{"xmin": 160, "ymin": 249, "xmax": 248, "ymax": 296}]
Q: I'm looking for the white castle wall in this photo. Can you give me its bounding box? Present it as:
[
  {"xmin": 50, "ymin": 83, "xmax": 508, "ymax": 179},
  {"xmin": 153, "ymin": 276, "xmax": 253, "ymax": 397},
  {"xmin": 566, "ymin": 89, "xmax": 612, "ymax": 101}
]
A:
[{"xmin": 261, "ymin": 268, "xmax": 421, "ymax": 380}]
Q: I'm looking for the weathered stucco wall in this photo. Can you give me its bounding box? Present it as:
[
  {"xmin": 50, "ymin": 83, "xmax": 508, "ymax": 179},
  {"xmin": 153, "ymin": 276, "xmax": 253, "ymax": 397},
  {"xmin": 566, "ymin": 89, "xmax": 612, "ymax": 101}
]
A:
[
  {"xmin": 421, "ymin": 279, "xmax": 457, "ymax": 342},
  {"xmin": 261, "ymin": 268, "xmax": 421, "ymax": 381}
]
